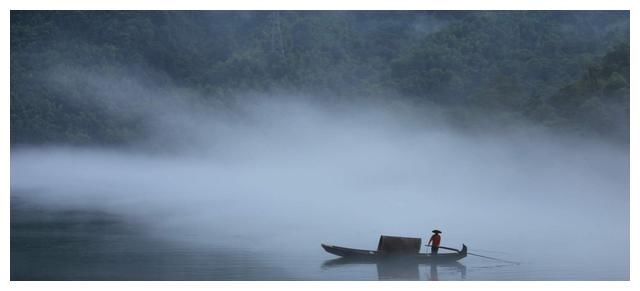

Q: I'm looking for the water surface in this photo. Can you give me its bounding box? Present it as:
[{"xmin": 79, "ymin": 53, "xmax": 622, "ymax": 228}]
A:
[{"xmin": 11, "ymin": 198, "xmax": 628, "ymax": 280}]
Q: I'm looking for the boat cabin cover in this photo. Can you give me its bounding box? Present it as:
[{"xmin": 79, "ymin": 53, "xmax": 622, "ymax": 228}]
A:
[{"xmin": 377, "ymin": 235, "xmax": 422, "ymax": 254}]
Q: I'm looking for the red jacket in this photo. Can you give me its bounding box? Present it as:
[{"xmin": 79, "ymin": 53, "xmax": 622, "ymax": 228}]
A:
[{"xmin": 429, "ymin": 234, "xmax": 441, "ymax": 247}]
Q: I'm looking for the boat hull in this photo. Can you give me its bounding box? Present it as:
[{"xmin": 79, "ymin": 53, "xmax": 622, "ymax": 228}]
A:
[{"xmin": 321, "ymin": 243, "xmax": 467, "ymax": 263}]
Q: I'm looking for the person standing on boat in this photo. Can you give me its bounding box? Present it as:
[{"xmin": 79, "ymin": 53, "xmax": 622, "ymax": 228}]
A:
[{"xmin": 428, "ymin": 230, "xmax": 442, "ymax": 255}]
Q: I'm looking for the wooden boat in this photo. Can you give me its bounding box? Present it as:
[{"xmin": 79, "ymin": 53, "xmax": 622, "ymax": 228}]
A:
[{"xmin": 321, "ymin": 243, "xmax": 467, "ymax": 263}]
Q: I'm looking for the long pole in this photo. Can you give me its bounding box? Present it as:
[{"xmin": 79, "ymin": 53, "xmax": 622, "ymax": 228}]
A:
[{"xmin": 427, "ymin": 245, "xmax": 520, "ymax": 265}]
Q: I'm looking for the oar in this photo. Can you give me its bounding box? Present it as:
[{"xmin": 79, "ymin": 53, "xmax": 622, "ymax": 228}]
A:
[{"xmin": 427, "ymin": 245, "xmax": 520, "ymax": 265}]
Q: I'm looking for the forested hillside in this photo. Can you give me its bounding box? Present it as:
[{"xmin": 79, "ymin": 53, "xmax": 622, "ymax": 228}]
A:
[{"xmin": 10, "ymin": 11, "xmax": 630, "ymax": 145}]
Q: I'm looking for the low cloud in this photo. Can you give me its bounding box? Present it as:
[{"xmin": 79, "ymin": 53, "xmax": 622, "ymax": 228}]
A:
[{"xmin": 11, "ymin": 66, "xmax": 629, "ymax": 273}]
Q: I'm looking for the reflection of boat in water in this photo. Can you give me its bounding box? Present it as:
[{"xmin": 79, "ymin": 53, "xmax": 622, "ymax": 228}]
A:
[
  {"xmin": 320, "ymin": 243, "xmax": 467, "ymax": 263},
  {"xmin": 321, "ymin": 257, "xmax": 467, "ymax": 280}
]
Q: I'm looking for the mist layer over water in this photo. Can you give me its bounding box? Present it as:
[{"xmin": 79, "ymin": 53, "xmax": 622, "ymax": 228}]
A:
[{"xmin": 11, "ymin": 88, "xmax": 629, "ymax": 280}]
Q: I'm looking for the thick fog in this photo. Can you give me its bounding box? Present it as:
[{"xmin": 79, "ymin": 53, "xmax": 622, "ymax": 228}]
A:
[{"xmin": 11, "ymin": 67, "xmax": 629, "ymax": 274}]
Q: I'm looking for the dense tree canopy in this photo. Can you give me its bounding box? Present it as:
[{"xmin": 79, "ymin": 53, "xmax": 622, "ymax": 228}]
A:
[{"xmin": 10, "ymin": 11, "xmax": 630, "ymax": 145}]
